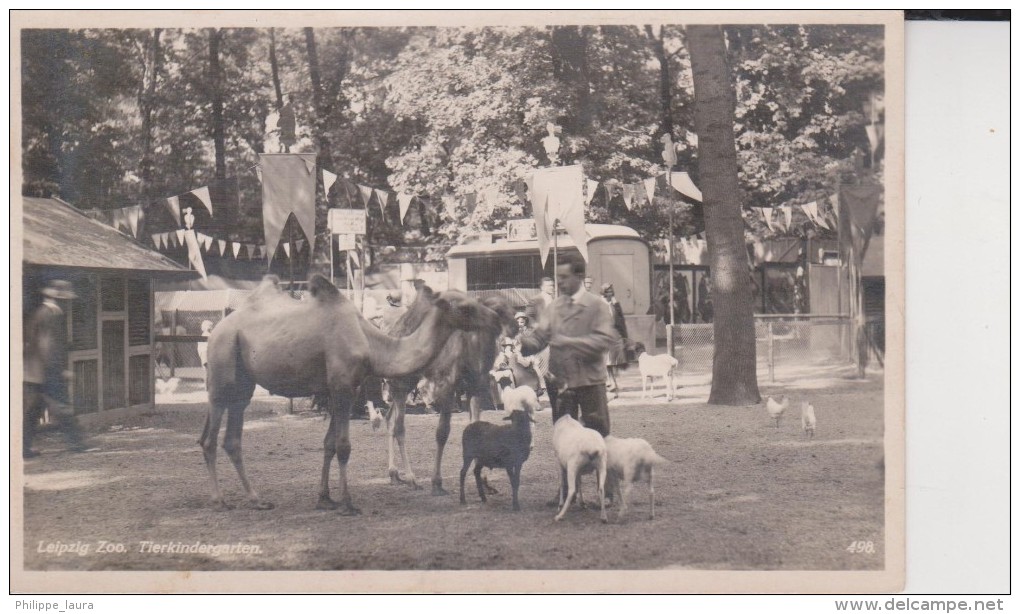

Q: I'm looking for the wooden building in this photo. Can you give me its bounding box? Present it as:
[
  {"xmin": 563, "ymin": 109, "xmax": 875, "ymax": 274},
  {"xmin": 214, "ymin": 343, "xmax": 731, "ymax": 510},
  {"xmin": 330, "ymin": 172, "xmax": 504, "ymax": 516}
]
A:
[{"xmin": 22, "ymin": 197, "xmax": 197, "ymax": 415}]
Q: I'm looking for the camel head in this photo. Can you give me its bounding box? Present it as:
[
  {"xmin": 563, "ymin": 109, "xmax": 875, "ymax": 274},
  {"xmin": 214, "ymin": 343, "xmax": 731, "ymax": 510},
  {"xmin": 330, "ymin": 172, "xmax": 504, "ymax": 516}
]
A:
[
  {"xmin": 432, "ymin": 290, "xmax": 503, "ymax": 334},
  {"xmin": 479, "ymin": 294, "xmax": 519, "ymax": 339}
]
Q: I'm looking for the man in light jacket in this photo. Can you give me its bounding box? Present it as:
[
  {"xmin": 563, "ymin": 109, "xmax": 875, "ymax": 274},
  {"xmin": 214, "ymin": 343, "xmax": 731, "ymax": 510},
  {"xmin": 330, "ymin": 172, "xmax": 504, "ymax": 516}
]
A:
[{"xmin": 519, "ymin": 255, "xmax": 615, "ymax": 436}]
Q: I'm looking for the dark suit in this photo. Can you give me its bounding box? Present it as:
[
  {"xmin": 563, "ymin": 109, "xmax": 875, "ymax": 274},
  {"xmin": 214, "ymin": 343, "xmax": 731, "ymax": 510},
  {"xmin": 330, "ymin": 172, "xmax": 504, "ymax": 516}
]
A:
[{"xmin": 520, "ymin": 290, "xmax": 615, "ymax": 435}]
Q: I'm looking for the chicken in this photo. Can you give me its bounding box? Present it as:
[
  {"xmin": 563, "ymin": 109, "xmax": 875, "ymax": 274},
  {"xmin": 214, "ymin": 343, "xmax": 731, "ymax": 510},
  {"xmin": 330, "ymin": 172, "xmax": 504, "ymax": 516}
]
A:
[
  {"xmin": 156, "ymin": 377, "xmax": 180, "ymax": 396},
  {"xmin": 765, "ymin": 395, "xmax": 789, "ymax": 428},
  {"xmin": 801, "ymin": 402, "xmax": 816, "ymax": 438}
]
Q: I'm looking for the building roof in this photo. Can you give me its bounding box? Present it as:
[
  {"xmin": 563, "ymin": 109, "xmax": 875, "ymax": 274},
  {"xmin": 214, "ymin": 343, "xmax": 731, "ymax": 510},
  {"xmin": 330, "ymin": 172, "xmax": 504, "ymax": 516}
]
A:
[
  {"xmin": 22, "ymin": 197, "xmax": 196, "ymax": 277},
  {"xmin": 447, "ymin": 223, "xmax": 646, "ymax": 258}
]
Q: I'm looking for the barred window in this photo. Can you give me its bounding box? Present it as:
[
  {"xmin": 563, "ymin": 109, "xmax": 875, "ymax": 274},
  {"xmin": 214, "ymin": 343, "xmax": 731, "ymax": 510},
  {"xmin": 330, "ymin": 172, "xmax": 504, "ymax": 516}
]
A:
[
  {"xmin": 127, "ymin": 279, "xmax": 151, "ymax": 346},
  {"xmin": 70, "ymin": 274, "xmax": 98, "ymax": 351}
]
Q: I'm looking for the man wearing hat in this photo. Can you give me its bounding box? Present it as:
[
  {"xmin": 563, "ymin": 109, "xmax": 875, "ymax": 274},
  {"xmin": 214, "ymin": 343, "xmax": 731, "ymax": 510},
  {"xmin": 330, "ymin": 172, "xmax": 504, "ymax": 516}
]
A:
[
  {"xmin": 601, "ymin": 282, "xmax": 629, "ymax": 396},
  {"xmin": 23, "ymin": 280, "xmax": 87, "ymax": 457}
]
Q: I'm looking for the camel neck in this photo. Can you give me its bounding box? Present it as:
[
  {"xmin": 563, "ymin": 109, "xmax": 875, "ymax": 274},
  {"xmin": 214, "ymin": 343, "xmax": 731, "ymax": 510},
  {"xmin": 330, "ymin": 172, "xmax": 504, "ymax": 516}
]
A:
[{"xmin": 362, "ymin": 307, "xmax": 453, "ymax": 378}]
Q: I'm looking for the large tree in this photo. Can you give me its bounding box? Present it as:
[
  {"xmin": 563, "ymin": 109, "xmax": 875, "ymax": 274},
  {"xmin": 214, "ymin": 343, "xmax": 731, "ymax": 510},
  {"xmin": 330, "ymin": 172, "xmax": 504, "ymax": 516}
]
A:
[{"xmin": 687, "ymin": 25, "xmax": 761, "ymax": 406}]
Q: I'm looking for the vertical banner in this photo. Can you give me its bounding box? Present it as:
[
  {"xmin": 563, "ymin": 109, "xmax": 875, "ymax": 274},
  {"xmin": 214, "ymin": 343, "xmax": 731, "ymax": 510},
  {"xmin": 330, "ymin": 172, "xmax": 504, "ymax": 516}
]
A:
[
  {"xmin": 259, "ymin": 153, "xmax": 317, "ymax": 263},
  {"xmin": 531, "ymin": 164, "xmax": 587, "ymax": 263}
]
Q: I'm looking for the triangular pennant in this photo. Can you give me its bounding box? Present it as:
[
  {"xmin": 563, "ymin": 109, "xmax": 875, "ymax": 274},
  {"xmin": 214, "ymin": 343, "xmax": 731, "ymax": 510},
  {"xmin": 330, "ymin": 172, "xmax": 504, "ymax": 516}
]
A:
[
  {"xmin": 397, "ymin": 193, "xmax": 414, "ymax": 225},
  {"xmin": 781, "ymin": 205, "xmax": 793, "ymax": 231},
  {"xmin": 634, "ymin": 182, "xmax": 649, "ymax": 207},
  {"xmin": 283, "ymin": 242, "xmax": 291, "ymax": 258},
  {"xmin": 203, "ymin": 234, "xmax": 215, "ymax": 252},
  {"xmin": 374, "ymin": 189, "xmax": 390, "ymax": 219},
  {"xmin": 757, "ymin": 208, "xmax": 776, "ymax": 232},
  {"xmin": 160, "ymin": 233, "xmax": 170, "ymax": 249},
  {"xmin": 183, "ymin": 229, "xmax": 207, "ymax": 279},
  {"xmin": 358, "ymin": 184, "xmax": 374, "ymax": 208},
  {"xmin": 175, "ymin": 229, "xmax": 186, "ymax": 245},
  {"xmin": 323, "ymin": 169, "xmax": 338, "ymax": 196},
  {"xmin": 218, "ymin": 239, "xmax": 227, "ymax": 255},
  {"xmin": 296, "ymin": 239, "xmax": 306, "ymax": 253},
  {"xmin": 865, "ymin": 124, "xmax": 884, "ymax": 158},
  {"xmin": 190, "ymin": 186, "xmax": 213, "ymax": 216},
  {"xmin": 125, "ymin": 206, "xmax": 141, "ymax": 237},
  {"xmin": 669, "ymin": 172, "xmax": 703, "ymax": 202},
  {"xmin": 302, "ymin": 156, "xmax": 316, "ymax": 175},
  {"xmin": 621, "ymin": 184, "xmax": 635, "ymax": 210},
  {"xmin": 800, "ymin": 201, "xmax": 819, "ymax": 225},
  {"xmin": 247, "ymin": 243, "xmax": 257, "ymax": 259},
  {"xmin": 349, "ymin": 250, "xmax": 360, "ymax": 269},
  {"xmin": 586, "ymin": 179, "xmax": 600, "ymax": 206},
  {"xmin": 110, "ymin": 208, "xmax": 126, "ymax": 233},
  {"xmin": 232, "ymin": 242, "xmax": 242, "ymax": 258},
  {"xmin": 165, "ymin": 196, "xmax": 182, "ymax": 226},
  {"xmin": 151, "ymin": 234, "xmax": 161, "ymax": 249},
  {"xmin": 643, "ymin": 177, "xmax": 658, "ymax": 203},
  {"xmin": 829, "ymin": 194, "xmax": 840, "ymax": 220}
]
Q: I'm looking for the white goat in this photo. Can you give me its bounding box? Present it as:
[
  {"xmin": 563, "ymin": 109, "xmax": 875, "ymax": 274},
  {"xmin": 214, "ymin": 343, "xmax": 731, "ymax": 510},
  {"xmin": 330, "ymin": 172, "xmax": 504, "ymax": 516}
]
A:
[
  {"xmin": 604, "ymin": 435, "xmax": 669, "ymax": 521},
  {"xmin": 551, "ymin": 415, "xmax": 608, "ymax": 523},
  {"xmin": 635, "ymin": 343, "xmax": 679, "ymax": 401},
  {"xmin": 801, "ymin": 402, "xmax": 816, "ymax": 438}
]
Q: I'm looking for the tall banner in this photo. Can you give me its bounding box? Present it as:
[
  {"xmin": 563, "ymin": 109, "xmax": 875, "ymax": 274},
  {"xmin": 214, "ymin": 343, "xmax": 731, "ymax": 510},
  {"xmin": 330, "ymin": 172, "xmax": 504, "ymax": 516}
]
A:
[
  {"xmin": 531, "ymin": 164, "xmax": 587, "ymax": 264},
  {"xmin": 259, "ymin": 153, "xmax": 317, "ymax": 263}
]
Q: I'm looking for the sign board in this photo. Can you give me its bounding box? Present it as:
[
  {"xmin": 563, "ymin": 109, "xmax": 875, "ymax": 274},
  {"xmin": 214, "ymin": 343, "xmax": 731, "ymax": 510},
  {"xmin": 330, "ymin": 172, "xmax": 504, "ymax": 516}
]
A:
[
  {"xmin": 328, "ymin": 208, "xmax": 366, "ymax": 235},
  {"xmin": 337, "ymin": 234, "xmax": 357, "ymax": 251},
  {"xmin": 506, "ymin": 218, "xmax": 538, "ymax": 242}
]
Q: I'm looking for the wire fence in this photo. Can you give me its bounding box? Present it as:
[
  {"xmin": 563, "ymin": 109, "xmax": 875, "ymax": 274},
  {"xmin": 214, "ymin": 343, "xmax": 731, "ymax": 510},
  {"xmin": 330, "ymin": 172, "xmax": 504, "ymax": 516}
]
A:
[{"xmin": 669, "ymin": 315, "xmax": 852, "ymax": 382}]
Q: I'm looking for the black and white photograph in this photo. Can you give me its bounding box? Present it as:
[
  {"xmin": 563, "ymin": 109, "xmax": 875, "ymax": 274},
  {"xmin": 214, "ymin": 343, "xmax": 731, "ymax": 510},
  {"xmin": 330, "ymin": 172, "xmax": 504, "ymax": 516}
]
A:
[{"xmin": 12, "ymin": 10, "xmax": 906, "ymax": 594}]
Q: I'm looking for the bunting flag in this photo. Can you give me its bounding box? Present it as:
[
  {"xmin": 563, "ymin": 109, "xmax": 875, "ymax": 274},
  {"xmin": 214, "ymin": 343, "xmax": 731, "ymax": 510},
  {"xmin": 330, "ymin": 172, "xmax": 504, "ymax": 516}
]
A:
[
  {"xmin": 669, "ymin": 172, "xmax": 703, "ymax": 202},
  {"xmin": 260, "ymin": 153, "xmax": 318, "ymax": 264},
  {"xmin": 151, "ymin": 234, "xmax": 160, "ymax": 249},
  {"xmin": 586, "ymin": 179, "xmax": 600, "ymax": 206},
  {"xmin": 633, "ymin": 182, "xmax": 649, "ymax": 207},
  {"xmin": 397, "ymin": 193, "xmax": 414, "ymax": 224},
  {"xmin": 183, "ymin": 229, "xmax": 207, "ymax": 279},
  {"xmin": 218, "ymin": 239, "xmax": 227, "ymax": 255},
  {"xmin": 349, "ymin": 250, "xmax": 360, "ymax": 269},
  {"xmin": 296, "ymin": 239, "xmax": 306, "ymax": 253},
  {"xmin": 756, "ymin": 207, "xmax": 776, "ymax": 232},
  {"xmin": 839, "ymin": 184, "xmax": 883, "ymax": 262},
  {"xmin": 374, "ymin": 189, "xmax": 389, "ymax": 219},
  {"xmin": 232, "ymin": 242, "xmax": 242, "ymax": 259},
  {"xmin": 191, "ymin": 186, "xmax": 213, "ymax": 217},
  {"xmin": 865, "ymin": 124, "xmax": 884, "ymax": 158},
  {"xmin": 202, "ymin": 234, "xmax": 214, "ymax": 252},
  {"xmin": 165, "ymin": 196, "xmax": 182, "ymax": 226},
  {"xmin": 247, "ymin": 243, "xmax": 257, "ymax": 260},
  {"xmin": 161, "ymin": 232, "xmax": 170, "ymax": 249},
  {"xmin": 781, "ymin": 205, "xmax": 793, "ymax": 231},
  {"xmin": 358, "ymin": 184, "xmax": 374, "ymax": 209},
  {"xmin": 283, "ymin": 242, "xmax": 291, "ymax": 258},
  {"xmin": 322, "ymin": 169, "xmax": 339, "ymax": 196},
  {"xmin": 643, "ymin": 177, "xmax": 658, "ymax": 203},
  {"xmin": 175, "ymin": 229, "xmax": 186, "ymax": 245},
  {"xmin": 800, "ymin": 201, "xmax": 819, "ymax": 225},
  {"xmin": 530, "ymin": 164, "xmax": 587, "ymax": 263},
  {"xmin": 124, "ymin": 205, "xmax": 141, "ymax": 237},
  {"xmin": 621, "ymin": 184, "xmax": 635, "ymax": 210},
  {"xmin": 110, "ymin": 208, "xmax": 126, "ymax": 234}
]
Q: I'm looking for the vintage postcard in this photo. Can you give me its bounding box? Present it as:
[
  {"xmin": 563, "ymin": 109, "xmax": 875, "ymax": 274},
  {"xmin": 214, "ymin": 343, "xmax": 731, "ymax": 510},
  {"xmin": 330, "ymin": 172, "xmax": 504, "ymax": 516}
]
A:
[{"xmin": 11, "ymin": 10, "xmax": 904, "ymax": 594}]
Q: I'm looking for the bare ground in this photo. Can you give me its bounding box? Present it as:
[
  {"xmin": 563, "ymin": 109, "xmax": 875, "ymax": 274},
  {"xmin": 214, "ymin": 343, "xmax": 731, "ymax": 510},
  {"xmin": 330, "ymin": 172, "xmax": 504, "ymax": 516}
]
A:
[{"xmin": 22, "ymin": 364, "xmax": 885, "ymax": 571}]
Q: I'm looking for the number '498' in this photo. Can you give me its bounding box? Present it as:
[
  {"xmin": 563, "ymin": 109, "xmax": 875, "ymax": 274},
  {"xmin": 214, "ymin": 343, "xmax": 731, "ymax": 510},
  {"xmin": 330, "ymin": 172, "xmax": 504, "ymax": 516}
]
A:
[{"xmin": 846, "ymin": 540, "xmax": 875, "ymax": 554}]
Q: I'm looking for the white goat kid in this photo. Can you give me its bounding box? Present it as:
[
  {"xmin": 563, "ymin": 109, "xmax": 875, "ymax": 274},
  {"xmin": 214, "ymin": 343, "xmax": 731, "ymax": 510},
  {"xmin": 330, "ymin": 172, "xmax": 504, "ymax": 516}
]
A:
[
  {"xmin": 552, "ymin": 415, "xmax": 608, "ymax": 523},
  {"xmin": 635, "ymin": 343, "xmax": 679, "ymax": 401},
  {"xmin": 604, "ymin": 435, "xmax": 668, "ymax": 521}
]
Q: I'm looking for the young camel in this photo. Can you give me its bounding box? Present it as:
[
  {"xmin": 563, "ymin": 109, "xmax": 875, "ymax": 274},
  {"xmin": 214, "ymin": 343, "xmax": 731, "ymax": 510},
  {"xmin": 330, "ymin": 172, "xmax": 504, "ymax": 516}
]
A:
[
  {"xmin": 199, "ymin": 275, "xmax": 499, "ymax": 514},
  {"xmin": 383, "ymin": 289, "xmax": 516, "ymax": 495}
]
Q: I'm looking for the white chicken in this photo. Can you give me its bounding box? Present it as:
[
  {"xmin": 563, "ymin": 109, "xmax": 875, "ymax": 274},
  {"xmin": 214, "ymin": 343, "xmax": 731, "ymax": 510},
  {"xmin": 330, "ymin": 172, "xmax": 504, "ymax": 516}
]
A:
[
  {"xmin": 765, "ymin": 395, "xmax": 789, "ymax": 428},
  {"xmin": 156, "ymin": 377, "xmax": 180, "ymax": 396},
  {"xmin": 801, "ymin": 402, "xmax": 816, "ymax": 438}
]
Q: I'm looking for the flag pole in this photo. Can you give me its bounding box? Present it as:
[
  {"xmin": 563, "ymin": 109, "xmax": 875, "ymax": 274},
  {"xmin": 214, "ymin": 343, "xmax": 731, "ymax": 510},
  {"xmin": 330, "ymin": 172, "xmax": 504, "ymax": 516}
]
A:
[{"xmin": 667, "ymin": 167, "xmax": 676, "ymax": 358}]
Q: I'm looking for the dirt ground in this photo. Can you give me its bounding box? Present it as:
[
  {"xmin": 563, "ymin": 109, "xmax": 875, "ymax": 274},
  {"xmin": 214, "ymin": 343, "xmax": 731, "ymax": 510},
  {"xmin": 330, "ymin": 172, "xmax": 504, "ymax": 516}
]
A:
[{"xmin": 21, "ymin": 364, "xmax": 885, "ymax": 572}]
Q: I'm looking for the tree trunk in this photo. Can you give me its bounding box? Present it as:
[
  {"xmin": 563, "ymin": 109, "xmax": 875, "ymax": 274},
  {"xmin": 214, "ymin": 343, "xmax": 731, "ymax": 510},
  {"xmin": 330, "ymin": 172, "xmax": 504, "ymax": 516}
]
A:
[
  {"xmin": 268, "ymin": 28, "xmax": 284, "ymax": 109},
  {"xmin": 304, "ymin": 27, "xmax": 333, "ymax": 168},
  {"xmin": 551, "ymin": 26, "xmax": 595, "ymax": 133},
  {"xmin": 208, "ymin": 28, "xmax": 227, "ymax": 182},
  {"xmin": 687, "ymin": 25, "xmax": 761, "ymax": 406},
  {"xmin": 139, "ymin": 28, "xmax": 162, "ymax": 205},
  {"xmin": 645, "ymin": 25, "xmax": 674, "ymax": 138}
]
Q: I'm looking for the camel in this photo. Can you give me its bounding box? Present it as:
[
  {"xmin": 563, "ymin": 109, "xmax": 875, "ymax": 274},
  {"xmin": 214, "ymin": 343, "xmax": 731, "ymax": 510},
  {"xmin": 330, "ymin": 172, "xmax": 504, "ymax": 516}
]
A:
[
  {"xmin": 383, "ymin": 288, "xmax": 517, "ymax": 495},
  {"xmin": 199, "ymin": 275, "xmax": 501, "ymax": 514}
]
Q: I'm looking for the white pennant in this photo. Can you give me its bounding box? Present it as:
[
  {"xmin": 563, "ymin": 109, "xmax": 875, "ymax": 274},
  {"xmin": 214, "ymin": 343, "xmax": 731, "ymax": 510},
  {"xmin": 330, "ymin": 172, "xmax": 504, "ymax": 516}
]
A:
[
  {"xmin": 165, "ymin": 196, "xmax": 182, "ymax": 226},
  {"xmin": 669, "ymin": 172, "xmax": 703, "ymax": 202},
  {"xmin": 218, "ymin": 239, "xmax": 227, "ymax": 255},
  {"xmin": 781, "ymin": 205, "xmax": 793, "ymax": 230},
  {"xmin": 191, "ymin": 186, "xmax": 213, "ymax": 216},
  {"xmin": 374, "ymin": 189, "xmax": 390, "ymax": 218},
  {"xmin": 175, "ymin": 229, "xmax": 186, "ymax": 245},
  {"xmin": 323, "ymin": 169, "xmax": 338, "ymax": 195},
  {"xmin": 397, "ymin": 193, "xmax": 414, "ymax": 225},
  {"xmin": 283, "ymin": 242, "xmax": 291, "ymax": 258},
  {"xmin": 586, "ymin": 179, "xmax": 600, "ymax": 205},
  {"xmin": 643, "ymin": 177, "xmax": 657, "ymax": 203},
  {"xmin": 151, "ymin": 234, "xmax": 161, "ymax": 249},
  {"xmin": 232, "ymin": 242, "xmax": 242, "ymax": 258},
  {"xmin": 758, "ymin": 208, "xmax": 776, "ymax": 232},
  {"xmin": 296, "ymin": 239, "xmax": 306, "ymax": 253},
  {"xmin": 160, "ymin": 233, "xmax": 169, "ymax": 249},
  {"xmin": 124, "ymin": 206, "xmax": 141, "ymax": 237}
]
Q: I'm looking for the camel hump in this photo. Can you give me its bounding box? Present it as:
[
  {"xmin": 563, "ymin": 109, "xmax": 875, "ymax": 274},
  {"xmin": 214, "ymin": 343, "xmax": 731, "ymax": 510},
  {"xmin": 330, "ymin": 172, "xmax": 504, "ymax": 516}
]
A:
[
  {"xmin": 309, "ymin": 274, "xmax": 344, "ymax": 302},
  {"xmin": 245, "ymin": 275, "xmax": 283, "ymax": 308}
]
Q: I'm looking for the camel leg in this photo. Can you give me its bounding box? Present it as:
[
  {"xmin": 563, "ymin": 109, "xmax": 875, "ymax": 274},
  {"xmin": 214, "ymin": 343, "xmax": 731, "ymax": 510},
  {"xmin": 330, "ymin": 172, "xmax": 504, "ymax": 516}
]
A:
[
  {"xmin": 431, "ymin": 403, "xmax": 453, "ymax": 495},
  {"xmin": 317, "ymin": 413, "xmax": 339, "ymax": 509},
  {"xmin": 222, "ymin": 401, "xmax": 273, "ymax": 510},
  {"xmin": 331, "ymin": 393, "xmax": 361, "ymax": 515},
  {"xmin": 386, "ymin": 395, "xmax": 420, "ymax": 489},
  {"xmin": 199, "ymin": 403, "xmax": 232, "ymax": 510}
]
